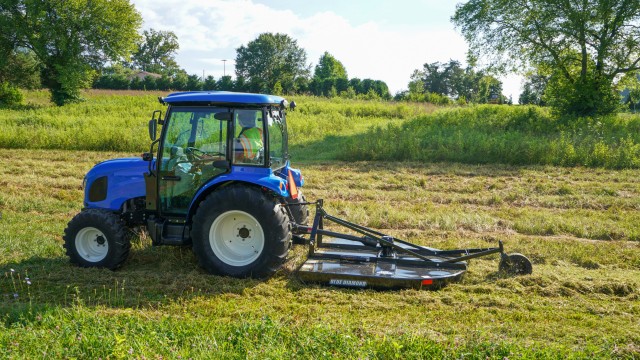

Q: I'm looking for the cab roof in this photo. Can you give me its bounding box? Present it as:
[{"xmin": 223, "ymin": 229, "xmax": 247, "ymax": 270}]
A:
[{"xmin": 161, "ymin": 91, "xmax": 287, "ymax": 106}]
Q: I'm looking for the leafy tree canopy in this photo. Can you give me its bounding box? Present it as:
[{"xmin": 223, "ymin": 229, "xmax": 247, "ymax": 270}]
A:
[
  {"xmin": 408, "ymin": 59, "xmax": 504, "ymax": 103},
  {"xmin": 453, "ymin": 0, "xmax": 640, "ymax": 115},
  {"xmin": 235, "ymin": 33, "xmax": 310, "ymax": 94},
  {"xmin": 0, "ymin": 0, "xmax": 142, "ymax": 105},
  {"xmin": 314, "ymin": 52, "xmax": 348, "ymax": 80},
  {"xmin": 0, "ymin": 48, "xmax": 41, "ymax": 89},
  {"xmin": 130, "ymin": 29, "xmax": 180, "ymax": 76},
  {"xmin": 519, "ymin": 72, "xmax": 549, "ymax": 106}
]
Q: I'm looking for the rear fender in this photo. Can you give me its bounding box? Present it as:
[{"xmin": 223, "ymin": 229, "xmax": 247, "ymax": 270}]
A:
[{"xmin": 186, "ymin": 167, "xmax": 289, "ymax": 222}]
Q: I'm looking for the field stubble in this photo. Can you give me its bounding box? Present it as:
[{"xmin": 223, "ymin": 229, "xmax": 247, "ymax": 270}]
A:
[{"xmin": 0, "ymin": 149, "xmax": 639, "ymax": 358}]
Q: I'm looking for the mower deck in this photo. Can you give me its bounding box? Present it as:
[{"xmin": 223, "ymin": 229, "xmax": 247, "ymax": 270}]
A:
[
  {"xmin": 298, "ymin": 237, "xmax": 467, "ymax": 289},
  {"xmin": 293, "ymin": 200, "xmax": 530, "ymax": 290}
]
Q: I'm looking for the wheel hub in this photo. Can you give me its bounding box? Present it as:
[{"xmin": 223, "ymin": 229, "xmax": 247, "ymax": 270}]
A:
[
  {"xmin": 75, "ymin": 227, "xmax": 109, "ymax": 262},
  {"xmin": 209, "ymin": 210, "xmax": 265, "ymax": 267},
  {"xmin": 238, "ymin": 226, "xmax": 251, "ymax": 239}
]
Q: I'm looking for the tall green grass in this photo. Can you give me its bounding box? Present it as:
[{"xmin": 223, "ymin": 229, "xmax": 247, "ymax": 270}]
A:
[
  {"xmin": 0, "ymin": 90, "xmax": 166, "ymax": 151},
  {"xmin": 0, "ymin": 91, "xmax": 431, "ymax": 156},
  {"xmin": 3, "ymin": 91, "xmax": 640, "ymax": 168},
  {"xmin": 342, "ymin": 105, "xmax": 640, "ymax": 168}
]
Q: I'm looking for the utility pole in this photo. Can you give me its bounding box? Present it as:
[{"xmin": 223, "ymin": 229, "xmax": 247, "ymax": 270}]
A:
[{"xmin": 222, "ymin": 59, "xmax": 227, "ymax": 77}]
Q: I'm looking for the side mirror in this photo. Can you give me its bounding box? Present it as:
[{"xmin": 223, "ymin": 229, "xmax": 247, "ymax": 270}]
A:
[{"xmin": 148, "ymin": 119, "xmax": 157, "ymax": 141}]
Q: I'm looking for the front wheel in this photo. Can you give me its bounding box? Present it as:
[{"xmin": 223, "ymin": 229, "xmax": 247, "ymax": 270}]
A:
[
  {"xmin": 63, "ymin": 209, "xmax": 131, "ymax": 270},
  {"xmin": 191, "ymin": 186, "xmax": 291, "ymax": 278}
]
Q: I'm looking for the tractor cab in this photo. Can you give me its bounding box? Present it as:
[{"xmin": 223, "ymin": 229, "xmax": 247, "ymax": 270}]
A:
[{"xmin": 147, "ymin": 92, "xmax": 294, "ymax": 216}]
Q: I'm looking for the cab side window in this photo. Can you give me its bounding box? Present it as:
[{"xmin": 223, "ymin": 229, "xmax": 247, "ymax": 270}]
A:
[{"xmin": 233, "ymin": 109, "xmax": 264, "ymax": 165}]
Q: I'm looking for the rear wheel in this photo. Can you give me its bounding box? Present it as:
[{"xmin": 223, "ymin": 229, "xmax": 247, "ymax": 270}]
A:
[
  {"xmin": 63, "ymin": 209, "xmax": 131, "ymax": 270},
  {"xmin": 287, "ymin": 191, "xmax": 309, "ymax": 225},
  {"xmin": 191, "ymin": 185, "xmax": 291, "ymax": 278}
]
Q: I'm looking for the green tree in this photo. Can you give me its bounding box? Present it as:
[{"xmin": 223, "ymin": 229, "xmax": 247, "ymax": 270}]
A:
[
  {"xmin": 477, "ymin": 75, "xmax": 505, "ymax": 104},
  {"xmin": 0, "ymin": 81, "xmax": 23, "ymax": 107},
  {"xmin": 172, "ymin": 72, "xmax": 188, "ymax": 91},
  {"xmin": 0, "ymin": 0, "xmax": 142, "ymax": 105},
  {"xmin": 620, "ymin": 72, "xmax": 640, "ymax": 112},
  {"xmin": 156, "ymin": 74, "xmax": 172, "ymax": 91},
  {"xmin": 131, "ymin": 29, "xmax": 180, "ymax": 76},
  {"xmin": 420, "ymin": 60, "xmax": 464, "ymax": 96},
  {"xmin": 272, "ymin": 81, "xmax": 283, "ymax": 95},
  {"xmin": 310, "ymin": 52, "xmax": 350, "ymax": 96},
  {"xmin": 93, "ymin": 64, "xmax": 134, "ymax": 89},
  {"xmin": 410, "ymin": 60, "xmax": 486, "ymax": 101},
  {"xmin": 453, "ymin": 0, "xmax": 640, "ymax": 115},
  {"xmin": 349, "ymin": 78, "xmax": 362, "ymax": 93},
  {"xmin": 314, "ymin": 52, "xmax": 348, "ymax": 80},
  {"xmin": 129, "ymin": 77, "xmax": 144, "ymax": 90},
  {"xmin": 235, "ymin": 33, "xmax": 310, "ymax": 94},
  {"xmin": 519, "ymin": 72, "xmax": 548, "ymax": 106},
  {"xmin": 143, "ymin": 76, "xmax": 157, "ymax": 91},
  {"xmin": 0, "ymin": 49, "xmax": 41, "ymax": 89},
  {"xmin": 217, "ymin": 75, "xmax": 234, "ymax": 91},
  {"xmin": 203, "ymin": 75, "xmax": 217, "ymax": 90},
  {"xmin": 187, "ymin": 74, "xmax": 203, "ymax": 90}
]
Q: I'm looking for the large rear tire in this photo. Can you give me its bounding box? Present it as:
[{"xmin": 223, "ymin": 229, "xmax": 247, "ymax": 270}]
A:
[
  {"xmin": 287, "ymin": 191, "xmax": 309, "ymax": 225},
  {"xmin": 191, "ymin": 186, "xmax": 291, "ymax": 278},
  {"xmin": 63, "ymin": 209, "xmax": 131, "ymax": 270}
]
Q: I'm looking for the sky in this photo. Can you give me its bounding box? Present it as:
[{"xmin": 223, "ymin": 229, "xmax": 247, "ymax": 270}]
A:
[{"xmin": 130, "ymin": 0, "xmax": 522, "ymax": 100}]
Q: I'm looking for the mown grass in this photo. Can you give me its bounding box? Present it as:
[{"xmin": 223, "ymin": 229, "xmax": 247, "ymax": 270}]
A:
[{"xmin": 1, "ymin": 149, "xmax": 639, "ymax": 358}]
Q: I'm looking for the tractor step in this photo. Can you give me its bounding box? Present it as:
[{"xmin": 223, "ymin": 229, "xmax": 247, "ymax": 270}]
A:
[{"xmin": 147, "ymin": 219, "xmax": 191, "ymax": 246}]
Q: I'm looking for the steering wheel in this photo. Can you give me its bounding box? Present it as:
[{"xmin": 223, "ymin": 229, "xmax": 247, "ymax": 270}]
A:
[{"xmin": 185, "ymin": 147, "xmax": 225, "ymax": 160}]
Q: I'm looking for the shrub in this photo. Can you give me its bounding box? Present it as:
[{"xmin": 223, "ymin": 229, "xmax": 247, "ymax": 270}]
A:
[{"xmin": 0, "ymin": 82, "xmax": 24, "ymax": 107}]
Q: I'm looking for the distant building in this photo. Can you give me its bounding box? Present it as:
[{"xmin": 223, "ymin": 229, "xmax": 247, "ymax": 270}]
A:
[{"xmin": 129, "ymin": 71, "xmax": 162, "ymax": 81}]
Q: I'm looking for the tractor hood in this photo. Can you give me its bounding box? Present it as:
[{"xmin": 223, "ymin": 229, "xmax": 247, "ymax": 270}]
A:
[{"xmin": 84, "ymin": 157, "xmax": 149, "ymax": 211}]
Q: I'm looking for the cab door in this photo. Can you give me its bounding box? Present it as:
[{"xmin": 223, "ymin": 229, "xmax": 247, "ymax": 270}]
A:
[{"xmin": 158, "ymin": 107, "xmax": 230, "ymax": 216}]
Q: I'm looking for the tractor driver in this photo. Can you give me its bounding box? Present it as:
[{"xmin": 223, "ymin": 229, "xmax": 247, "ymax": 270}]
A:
[{"xmin": 234, "ymin": 110, "xmax": 264, "ymax": 163}]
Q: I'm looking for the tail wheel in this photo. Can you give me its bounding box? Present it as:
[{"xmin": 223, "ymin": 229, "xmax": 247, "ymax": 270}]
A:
[
  {"xmin": 499, "ymin": 253, "xmax": 533, "ymax": 275},
  {"xmin": 191, "ymin": 185, "xmax": 291, "ymax": 278},
  {"xmin": 63, "ymin": 209, "xmax": 131, "ymax": 270},
  {"xmin": 287, "ymin": 191, "xmax": 309, "ymax": 225}
]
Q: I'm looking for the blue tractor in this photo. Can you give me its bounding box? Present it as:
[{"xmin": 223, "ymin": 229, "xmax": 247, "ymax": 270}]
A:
[
  {"xmin": 64, "ymin": 91, "xmax": 532, "ymax": 289},
  {"xmin": 64, "ymin": 92, "xmax": 307, "ymax": 278}
]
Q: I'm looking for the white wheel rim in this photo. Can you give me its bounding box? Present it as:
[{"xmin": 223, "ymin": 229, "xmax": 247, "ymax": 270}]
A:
[
  {"xmin": 209, "ymin": 210, "xmax": 265, "ymax": 267},
  {"xmin": 75, "ymin": 227, "xmax": 109, "ymax": 262}
]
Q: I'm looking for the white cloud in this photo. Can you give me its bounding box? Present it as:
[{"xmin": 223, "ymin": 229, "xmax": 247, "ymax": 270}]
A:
[{"xmin": 131, "ymin": 0, "xmax": 521, "ymax": 98}]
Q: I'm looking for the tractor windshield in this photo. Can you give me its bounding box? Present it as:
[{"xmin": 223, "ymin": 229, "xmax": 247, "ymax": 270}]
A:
[{"xmin": 266, "ymin": 108, "xmax": 287, "ymax": 170}]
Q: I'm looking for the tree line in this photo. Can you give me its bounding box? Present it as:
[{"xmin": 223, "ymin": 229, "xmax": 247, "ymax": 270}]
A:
[
  {"xmin": 93, "ymin": 33, "xmax": 392, "ymax": 100},
  {"xmin": 394, "ymin": 59, "xmax": 510, "ymax": 105},
  {"xmin": 4, "ymin": 0, "xmax": 640, "ymax": 116}
]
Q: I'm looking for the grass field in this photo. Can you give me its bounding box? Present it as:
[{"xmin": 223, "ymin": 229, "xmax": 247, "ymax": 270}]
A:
[{"xmin": 1, "ymin": 91, "xmax": 639, "ymax": 358}]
